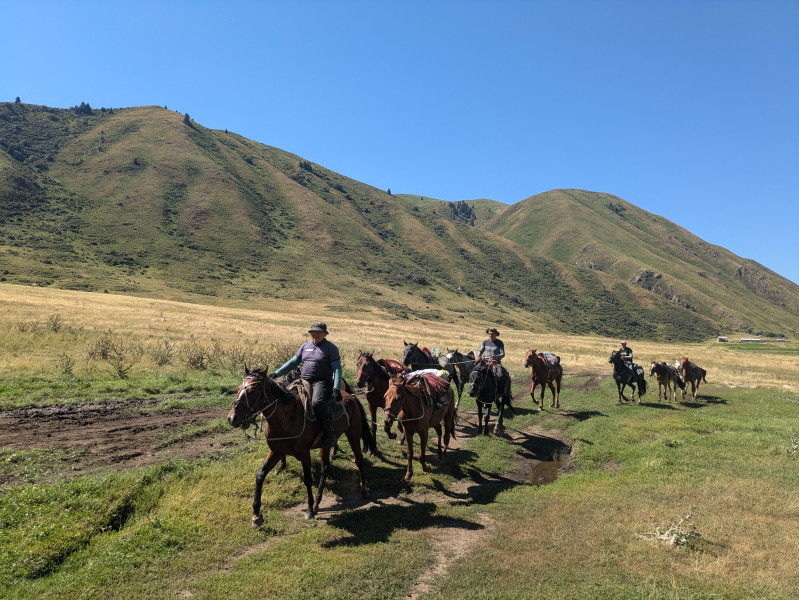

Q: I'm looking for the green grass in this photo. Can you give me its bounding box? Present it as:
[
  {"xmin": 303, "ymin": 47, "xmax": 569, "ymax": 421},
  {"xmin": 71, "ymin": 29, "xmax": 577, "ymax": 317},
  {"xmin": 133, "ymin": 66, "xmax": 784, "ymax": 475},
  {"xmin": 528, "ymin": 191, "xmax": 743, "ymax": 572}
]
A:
[{"xmin": 3, "ymin": 377, "xmax": 799, "ymax": 599}]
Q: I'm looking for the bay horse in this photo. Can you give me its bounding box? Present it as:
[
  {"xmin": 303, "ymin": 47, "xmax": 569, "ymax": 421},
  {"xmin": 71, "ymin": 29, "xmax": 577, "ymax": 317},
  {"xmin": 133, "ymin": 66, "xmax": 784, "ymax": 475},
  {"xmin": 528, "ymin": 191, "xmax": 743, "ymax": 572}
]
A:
[
  {"xmin": 648, "ymin": 361, "xmax": 685, "ymax": 402},
  {"xmin": 444, "ymin": 348, "xmax": 476, "ymax": 408},
  {"xmin": 678, "ymin": 357, "xmax": 707, "ymax": 401},
  {"xmin": 384, "ymin": 373, "xmax": 457, "ymax": 482},
  {"xmin": 402, "ymin": 341, "xmax": 461, "ymax": 402},
  {"xmin": 524, "ymin": 349, "xmax": 563, "ymax": 409},
  {"xmin": 355, "ymin": 350, "xmax": 407, "ymax": 441},
  {"xmin": 227, "ymin": 367, "xmax": 376, "ymax": 524},
  {"xmin": 609, "ymin": 350, "xmax": 647, "ymax": 404},
  {"xmin": 467, "ymin": 358, "xmax": 513, "ymax": 435}
]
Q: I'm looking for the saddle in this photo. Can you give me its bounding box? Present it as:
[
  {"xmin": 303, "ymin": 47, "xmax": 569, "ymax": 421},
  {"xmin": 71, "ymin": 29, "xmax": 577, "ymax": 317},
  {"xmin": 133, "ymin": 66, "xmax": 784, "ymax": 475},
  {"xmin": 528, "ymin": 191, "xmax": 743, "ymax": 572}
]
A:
[
  {"xmin": 287, "ymin": 380, "xmax": 347, "ymax": 423},
  {"xmin": 407, "ymin": 372, "xmax": 450, "ymax": 407}
]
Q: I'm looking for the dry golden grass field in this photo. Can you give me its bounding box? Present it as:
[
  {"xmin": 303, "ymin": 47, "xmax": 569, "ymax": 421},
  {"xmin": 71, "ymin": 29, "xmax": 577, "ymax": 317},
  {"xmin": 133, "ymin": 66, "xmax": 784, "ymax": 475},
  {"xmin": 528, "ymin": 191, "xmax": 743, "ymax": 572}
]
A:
[{"xmin": 1, "ymin": 283, "xmax": 796, "ymax": 390}]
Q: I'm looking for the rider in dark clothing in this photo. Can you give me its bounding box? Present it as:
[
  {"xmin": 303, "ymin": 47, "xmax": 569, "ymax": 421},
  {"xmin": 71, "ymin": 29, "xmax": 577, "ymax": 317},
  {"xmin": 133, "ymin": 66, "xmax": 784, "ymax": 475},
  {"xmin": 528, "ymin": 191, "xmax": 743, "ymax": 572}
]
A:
[
  {"xmin": 619, "ymin": 340, "xmax": 633, "ymax": 363},
  {"xmin": 272, "ymin": 322, "xmax": 341, "ymax": 449},
  {"xmin": 478, "ymin": 328, "xmax": 507, "ymax": 398}
]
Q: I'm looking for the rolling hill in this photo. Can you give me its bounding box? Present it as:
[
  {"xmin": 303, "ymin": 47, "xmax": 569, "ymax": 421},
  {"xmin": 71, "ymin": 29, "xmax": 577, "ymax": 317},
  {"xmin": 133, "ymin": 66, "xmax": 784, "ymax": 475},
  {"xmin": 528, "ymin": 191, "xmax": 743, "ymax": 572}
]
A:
[{"xmin": 1, "ymin": 101, "xmax": 797, "ymax": 342}]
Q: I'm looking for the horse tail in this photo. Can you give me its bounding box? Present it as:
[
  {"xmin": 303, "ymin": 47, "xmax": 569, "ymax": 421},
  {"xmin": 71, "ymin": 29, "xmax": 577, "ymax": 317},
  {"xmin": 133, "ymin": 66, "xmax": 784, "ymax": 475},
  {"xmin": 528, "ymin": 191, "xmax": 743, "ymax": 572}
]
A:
[
  {"xmin": 449, "ymin": 399, "xmax": 458, "ymax": 440},
  {"xmin": 701, "ymin": 368, "xmax": 707, "ymax": 383},
  {"xmin": 356, "ymin": 398, "xmax": 377, "ymax": 454},
  {"xmin": 638, "ymin": 375, "xmax": 647, "ymax": 397},
  {"xmin": 675, "ymin": 376, "xmax": 685, "ymax": 390}
]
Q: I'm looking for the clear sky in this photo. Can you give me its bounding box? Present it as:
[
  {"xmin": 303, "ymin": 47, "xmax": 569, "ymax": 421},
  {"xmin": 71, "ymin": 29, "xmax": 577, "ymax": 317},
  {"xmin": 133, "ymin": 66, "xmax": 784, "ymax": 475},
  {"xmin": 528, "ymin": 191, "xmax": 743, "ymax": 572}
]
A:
[{"xmin": 3, "ymin": 0, "xmax": 798, "ymax": 284}]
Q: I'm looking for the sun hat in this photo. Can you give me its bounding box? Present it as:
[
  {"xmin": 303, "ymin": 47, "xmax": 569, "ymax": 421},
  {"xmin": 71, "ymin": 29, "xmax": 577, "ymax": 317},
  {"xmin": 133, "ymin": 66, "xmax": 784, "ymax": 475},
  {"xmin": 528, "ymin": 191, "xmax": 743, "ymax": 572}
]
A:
[
  {"xmin": 308, "ymin": 322, "xmax": 328, "ymax": 334},
  {"xmin": 486, "ymin": 328, "xmax": 500, "ymax": 335}
]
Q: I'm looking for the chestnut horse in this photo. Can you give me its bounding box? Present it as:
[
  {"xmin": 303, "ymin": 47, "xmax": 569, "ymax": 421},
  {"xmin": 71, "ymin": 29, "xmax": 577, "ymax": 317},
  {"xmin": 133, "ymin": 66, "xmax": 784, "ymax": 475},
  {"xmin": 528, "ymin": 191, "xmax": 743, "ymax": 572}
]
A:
[
  {"xmin": 648, "ymin": 361, "xmax": 685, "ymax": 402},
  {"xmin": 679, "ymin": 357, "xmax": 707, "ymax": 401},
  {"xmin": 227, "ymin": 368, "xmax": 375, "ymax": 523},
  {"xmin": 524, "ymin": 349, "xmax": 563, "ymax": 409},
  {"xmin": 384, "ymin": 373, "xmax": 457, "ymax": 482},
  {"xmin": 355, "ymin": 350, "xmax": 407, "ymax": 441}
]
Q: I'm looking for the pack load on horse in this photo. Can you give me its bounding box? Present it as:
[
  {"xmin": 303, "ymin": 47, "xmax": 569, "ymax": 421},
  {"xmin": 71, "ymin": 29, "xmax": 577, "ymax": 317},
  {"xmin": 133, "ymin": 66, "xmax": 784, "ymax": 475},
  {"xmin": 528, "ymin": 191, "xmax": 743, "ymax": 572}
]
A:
[
  {"xmin": 609, "ymin": 350, "xmax": 647, "ymax": 404},
  {"xmin": 467, "ymin": 357, "xmax": 513, "ymax": 435},
  {"xmin": 227, "ymin": 367, "xmax": 375, "ymax": 523},
  {"xmin": 355, "ymin": 350, "xmax": 407, "ymax": 441},
  {"xmin": 444, "ymin": 348, "xmax": 475, "ymax": 408},
  {"xmin": 384, "ymin": 372, "xmax": 457, "ymax": 482},
  {"xmin": 403, "ymin": 341, "xmax": 461, "ymax": 404},
  {"xmin": 649, "ymin": 361, "xmax": 685, "ymax": 402},
  {"xmin": 524, "ymin": 349, "xmax": 563, "ymax": 409},
  {"xmin": 678, "ymin": 357, "xmax": 707, "ymax": 401}
]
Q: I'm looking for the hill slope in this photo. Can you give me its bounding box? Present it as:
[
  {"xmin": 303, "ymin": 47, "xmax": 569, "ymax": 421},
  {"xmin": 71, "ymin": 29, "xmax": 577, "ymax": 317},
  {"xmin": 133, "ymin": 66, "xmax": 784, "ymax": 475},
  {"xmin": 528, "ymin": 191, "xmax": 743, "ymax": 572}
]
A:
[{"xmin": 1, "ymin": 102, "xmax": 797, "ymax": 341}]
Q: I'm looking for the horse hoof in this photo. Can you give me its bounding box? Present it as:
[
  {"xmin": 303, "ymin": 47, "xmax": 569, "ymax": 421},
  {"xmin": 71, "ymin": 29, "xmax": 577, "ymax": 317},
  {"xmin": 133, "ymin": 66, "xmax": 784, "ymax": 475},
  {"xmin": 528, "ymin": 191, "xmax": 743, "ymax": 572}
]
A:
[
  {"xmin": 252, "ymin": 514, "xmax": 264, "ymax": 528},
  {"xmin": 361, "ymin": 486, "xmax": 370, "ymax": 499},
  {"xmin": 387, "ymin": 432, "xmax": 397, "ymax": 440},
  {"xmin": 304, "ymin": 511, "xmax": 315, "ymax": 520}
]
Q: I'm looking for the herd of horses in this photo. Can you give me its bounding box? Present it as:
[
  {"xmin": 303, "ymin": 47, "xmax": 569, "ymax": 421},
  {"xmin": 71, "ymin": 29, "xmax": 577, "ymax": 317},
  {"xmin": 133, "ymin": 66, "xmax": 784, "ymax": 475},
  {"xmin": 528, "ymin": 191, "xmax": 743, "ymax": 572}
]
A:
[{"xmin": 226, "ymin": 342, "xmax": 708, "ymax": 525}]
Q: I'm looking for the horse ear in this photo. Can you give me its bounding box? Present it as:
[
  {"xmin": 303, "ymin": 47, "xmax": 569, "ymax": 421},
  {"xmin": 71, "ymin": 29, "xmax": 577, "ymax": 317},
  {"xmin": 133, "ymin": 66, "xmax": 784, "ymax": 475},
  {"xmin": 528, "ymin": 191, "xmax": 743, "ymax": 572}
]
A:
[{"xmin": 244, "ymin": 364, "xmax": 249, "ymax": 376}]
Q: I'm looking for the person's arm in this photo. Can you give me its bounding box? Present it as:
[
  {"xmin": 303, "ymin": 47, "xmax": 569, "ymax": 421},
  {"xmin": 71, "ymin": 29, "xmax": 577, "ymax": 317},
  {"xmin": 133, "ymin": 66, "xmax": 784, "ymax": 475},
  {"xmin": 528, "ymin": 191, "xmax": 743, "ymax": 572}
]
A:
[
  {"xmin": 331, "ymin": 359, "xmax": 342, "ymax": 391},
  {"xmin": 272, "ymin": 355, "xmax": 301, "ymax": 377},
  {"xmin": 495, "ymin": 343, "xmax": 505, "ymax": 361},
  {"xmin": 477, "ymin": 342, "xmax": 487, "ymax": 358}
]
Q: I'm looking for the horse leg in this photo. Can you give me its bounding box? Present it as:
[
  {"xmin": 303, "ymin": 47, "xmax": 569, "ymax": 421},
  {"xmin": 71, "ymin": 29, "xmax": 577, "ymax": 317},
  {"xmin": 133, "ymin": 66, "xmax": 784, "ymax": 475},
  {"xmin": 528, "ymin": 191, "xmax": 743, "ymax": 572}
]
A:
[
  {"xmin": 369, "ymin": 404, "xmax": 378, "ymax": 442},
  {"xmin": 482, "ymin": 402, "xmax": 492, "ymax": 435},
  {"xmin": 433, "ymin": 423, "xmax": 443, "ymax": 458},
  {"xmin": 530, "ymin": 380, "xmax": 539, "ymax": 406},
  {"xmin": 312, "ymin": 447, "xmax": 332, "ymax": 516},
  {"xmin": 345, "ymin": 427, "xmax": 370, "ymax": 499},
  {"xmin": 554, "ymin": 378, "xmax": 561, "ymax": 408},
  {"xmin": 548, "ymin": 381, "xmax": 556, "ymax": 408},
  {"xmin": 252, "ymin": 450, "xmax": 284, "ymax": 528},
  {"xmin": 299, "ymin": 453, "xmax": 315, "ymax": 520},
  {"xmin": 493, "ymin": 400, "xmax": 505, "ymax": 435},
  {"xmin": 403, "ymin": 431, "xmax": 414, "ymax": 482},
  {"xmin": 382, "ymin": 409, "xmax": 397, "ymax": 440},
  {"xmin": 418, "ymin": 428, "xmax": 431, "ymax": 472},
  {"xmin": 273, "ymin": 456, "xmax": 288, "ymax": 475}
]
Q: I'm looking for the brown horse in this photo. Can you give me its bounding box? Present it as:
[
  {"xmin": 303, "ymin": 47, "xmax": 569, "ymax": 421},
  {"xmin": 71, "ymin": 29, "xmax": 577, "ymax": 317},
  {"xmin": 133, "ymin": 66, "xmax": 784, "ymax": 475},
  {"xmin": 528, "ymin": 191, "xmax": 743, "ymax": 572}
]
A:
[
  {"xmin": 679, "ymin": 358, "xmax": 707, "ymax": 401},
  {"xmin": 384, "ymin": 373, "xmax": 457, "ymax": 482},
  {"xmin": 524, "ymin": 349, "xmax": 563, "ymax": 408},
  {"xmin": 648, "ymin": 361, "xmax": 685, "ymax": 402},
  {"xmin": 227, "ymin": 367, "xmax": 376, "ymax": 524},
  {"xmin": 355, "ymin": 350, "xmax": 407, "ymax": 441}
]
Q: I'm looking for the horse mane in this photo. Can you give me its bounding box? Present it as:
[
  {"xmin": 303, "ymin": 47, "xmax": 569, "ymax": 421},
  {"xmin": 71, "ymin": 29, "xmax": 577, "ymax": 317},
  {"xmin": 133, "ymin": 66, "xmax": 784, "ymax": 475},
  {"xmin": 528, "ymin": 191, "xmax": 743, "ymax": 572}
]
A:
[{"xmin": 256, "ymin": 372, "xmax": 300, "ymax": 404}]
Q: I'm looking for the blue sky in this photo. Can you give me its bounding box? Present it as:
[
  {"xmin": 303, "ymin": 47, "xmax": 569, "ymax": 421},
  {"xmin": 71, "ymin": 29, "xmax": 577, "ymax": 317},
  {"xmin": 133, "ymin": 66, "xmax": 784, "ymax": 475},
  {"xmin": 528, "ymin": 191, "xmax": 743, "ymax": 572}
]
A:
[{"xmin": 3, "ymin": 0, "xmax": 798, "ymax": 284}]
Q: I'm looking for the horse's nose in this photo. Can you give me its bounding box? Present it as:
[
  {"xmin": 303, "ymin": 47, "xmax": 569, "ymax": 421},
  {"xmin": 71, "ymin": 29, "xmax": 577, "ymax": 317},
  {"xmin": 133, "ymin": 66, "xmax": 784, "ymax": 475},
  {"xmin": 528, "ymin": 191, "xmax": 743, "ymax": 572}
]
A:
[{"xmin": 227, "ymin": 409, "xmax": 238, "ymax": 427}]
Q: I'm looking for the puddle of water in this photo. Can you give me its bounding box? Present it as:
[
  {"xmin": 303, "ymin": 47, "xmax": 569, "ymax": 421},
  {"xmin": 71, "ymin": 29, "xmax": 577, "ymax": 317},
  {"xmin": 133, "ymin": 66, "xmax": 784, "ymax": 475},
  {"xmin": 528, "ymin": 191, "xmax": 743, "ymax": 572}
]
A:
[{"xmin": 527, "ymin": 447, "xmax": 570, "ymax": 485}]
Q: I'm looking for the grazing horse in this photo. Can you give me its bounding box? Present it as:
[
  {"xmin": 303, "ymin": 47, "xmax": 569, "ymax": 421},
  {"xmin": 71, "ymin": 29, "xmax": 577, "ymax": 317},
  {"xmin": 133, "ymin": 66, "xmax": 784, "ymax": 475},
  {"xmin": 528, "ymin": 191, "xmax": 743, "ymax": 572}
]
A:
[
  {"xmin": 648, "ymin": 361, "xmax": 685, "ymax": 402},
  {"xmin": 444, "ymin": 348, "xmax": 476, "ymax": 408},
  {"xmin": 355, "ymin": 350, "xmax": 407, "ymax": 441},
  {"xmin": 467, "ymin": 358, "xmax": 513, "ymax": 435},
  {"xmin": 524, "ymin": 349, "xmax": 563, "ymax": 408},
  {"xmin": 679, "ymin": 357, "xmax": 707, "ymax": 401},
  {"xmin": 384, "ymin": 373, "xmax": 457, "ymax": 482},
  {"xmin": 609, "ymin": 350, "xmax": 647, "ymax": 404},
  {"xmin": 402, "ymin": 341, "xmax": 461, "ymax": 398},
  {"xmin": 227, "ymin": 368, "xmax": 375, "ymax": 524}
]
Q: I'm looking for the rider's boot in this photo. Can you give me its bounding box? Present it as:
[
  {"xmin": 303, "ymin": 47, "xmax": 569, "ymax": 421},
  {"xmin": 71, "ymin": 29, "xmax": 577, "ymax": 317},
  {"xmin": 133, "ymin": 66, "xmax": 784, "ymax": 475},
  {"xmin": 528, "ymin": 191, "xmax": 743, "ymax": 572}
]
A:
[{"xmin": 315, "ymin": 403, "xmax": 336, "ymax": 449}]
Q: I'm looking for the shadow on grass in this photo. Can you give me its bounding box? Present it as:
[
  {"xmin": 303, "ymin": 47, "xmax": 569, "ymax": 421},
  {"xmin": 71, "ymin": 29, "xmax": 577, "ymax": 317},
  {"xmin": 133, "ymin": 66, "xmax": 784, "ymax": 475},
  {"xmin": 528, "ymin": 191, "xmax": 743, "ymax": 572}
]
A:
[
  {"xmin": 324, "ymin": 499, "xmax": 486, "ymax": 547},
  {"xmin": 637, "ymin": 401, "xmax": 680, "ymax": 410},
  {"xmin": 680, "ymin": 395, "xmax": 727, "ymax": 408}
]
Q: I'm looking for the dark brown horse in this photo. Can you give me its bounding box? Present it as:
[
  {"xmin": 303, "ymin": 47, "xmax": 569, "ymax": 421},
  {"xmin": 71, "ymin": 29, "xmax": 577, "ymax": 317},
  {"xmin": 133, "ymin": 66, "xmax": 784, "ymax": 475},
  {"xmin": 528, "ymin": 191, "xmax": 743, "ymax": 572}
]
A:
[
  {"xmin": 648, "ymin": 361, "xmax": 685, "ymax": 402},
  {"xmin": 402, "ymin": 341, "xmax": 461, "ymax": 401},
  {"xmin": 227, "ymin": 368, "xmax": 375, "ymax": 524},
  {"xmin": 524, "ymin": 349, "xmax": 563, "ymax": 409},
  {"xmin": 467, "ymin": 358, "xmax": 513, "ymax": 435},
  {"xmin": 444, "ymin": 348, "xmax": 475, "ymax": 408},
  {"xmin": 609, "ymin": 350, "xmax": 647, "ymax": 403},
  {"xmin": 384, "ymin": 373, "xmax": 457, "ymax": 482},
  {"xmin": 679, "ymin": 357, "xmax": 707, "ymax": 401},
  {"xmin": 355, "ymin": 350, "xmax": 407, "ymax": 441}
]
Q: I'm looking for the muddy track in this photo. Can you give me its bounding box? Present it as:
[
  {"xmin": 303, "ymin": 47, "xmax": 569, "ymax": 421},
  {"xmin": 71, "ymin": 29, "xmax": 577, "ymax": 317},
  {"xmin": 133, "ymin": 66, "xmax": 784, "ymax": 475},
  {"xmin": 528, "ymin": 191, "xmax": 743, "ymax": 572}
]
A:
[{"xmin": 0, "ymin": 399, "xmax": 237, "ymax": 485}]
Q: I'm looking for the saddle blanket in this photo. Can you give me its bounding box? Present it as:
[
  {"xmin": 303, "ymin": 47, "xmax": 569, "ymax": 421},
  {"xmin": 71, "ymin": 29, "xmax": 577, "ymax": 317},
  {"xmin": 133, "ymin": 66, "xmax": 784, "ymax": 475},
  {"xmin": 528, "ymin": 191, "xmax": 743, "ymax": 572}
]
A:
[
  {"xmin": 541, "ymin": 353, "xmax": 560, "ymax": 367},
  {"xmin": 406, "ymin": 371, "xmax": 450, "ymax": 405}
]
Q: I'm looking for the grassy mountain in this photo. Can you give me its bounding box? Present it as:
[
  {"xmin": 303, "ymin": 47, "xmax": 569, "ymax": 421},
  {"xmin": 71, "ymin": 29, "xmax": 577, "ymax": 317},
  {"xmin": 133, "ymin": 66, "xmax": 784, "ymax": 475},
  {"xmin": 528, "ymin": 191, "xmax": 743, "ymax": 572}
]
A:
[{"xmin": 1, "ymin": 102, "xmax": 797, "ymax": 342}]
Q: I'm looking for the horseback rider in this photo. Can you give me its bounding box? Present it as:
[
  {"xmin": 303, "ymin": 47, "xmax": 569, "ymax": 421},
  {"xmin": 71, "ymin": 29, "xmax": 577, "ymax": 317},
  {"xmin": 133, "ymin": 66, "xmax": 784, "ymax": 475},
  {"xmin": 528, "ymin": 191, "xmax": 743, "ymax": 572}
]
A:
[
  {"xmin": 619, "ymin": 340, "xmax": 633, "ymax": 366},
  {"xmin": 272, "ymin": 322, "xmax": 340, "ymax": 449},
  {"xmin": 477, "ymin": 327, "xmax": 509, "ymax": 391}
]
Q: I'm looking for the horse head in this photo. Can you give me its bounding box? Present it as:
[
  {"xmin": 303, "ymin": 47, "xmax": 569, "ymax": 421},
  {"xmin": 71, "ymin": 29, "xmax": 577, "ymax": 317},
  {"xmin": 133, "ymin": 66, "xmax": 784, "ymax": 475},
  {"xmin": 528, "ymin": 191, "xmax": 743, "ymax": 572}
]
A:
[
  {"xmin": 468, "ymin": 359, "xmax": 488, "ymax": 397},
  {"xmin": 355, "ymin": 350, "xmax": 373, "ymax": 387},
  {"xmin": 228, "ymin": 367, "xmax": 271, "ymax": 428},
  {"xmin": 649, "ymin": 361, "xmax": 657, "ymax": 376},
  {"xmin": 384, "ymin": 374, "xmax": 408, "ymax": 418},
  {"xmin": 524, "ymin": 349, "xmax": 538, "ymax": 368},
  {"xmin": 402, "ymin": 341, "xmax": 419, "ymax": 366}
]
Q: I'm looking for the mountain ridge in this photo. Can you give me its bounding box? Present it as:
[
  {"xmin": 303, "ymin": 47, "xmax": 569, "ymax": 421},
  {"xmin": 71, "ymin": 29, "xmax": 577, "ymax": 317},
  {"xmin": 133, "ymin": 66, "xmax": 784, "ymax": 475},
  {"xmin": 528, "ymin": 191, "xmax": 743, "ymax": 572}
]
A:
[{"xmin": 1, "ymin": 102, "xmax": 796, "ymax": 342}]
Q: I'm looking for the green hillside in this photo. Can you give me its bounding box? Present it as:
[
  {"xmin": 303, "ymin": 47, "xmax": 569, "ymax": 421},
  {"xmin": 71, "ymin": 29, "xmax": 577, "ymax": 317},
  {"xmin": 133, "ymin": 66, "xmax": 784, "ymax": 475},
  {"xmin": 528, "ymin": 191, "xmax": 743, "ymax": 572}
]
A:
[{"xmin": 1, "ymin": 102, "xmax": 797, "ymax": 341}]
